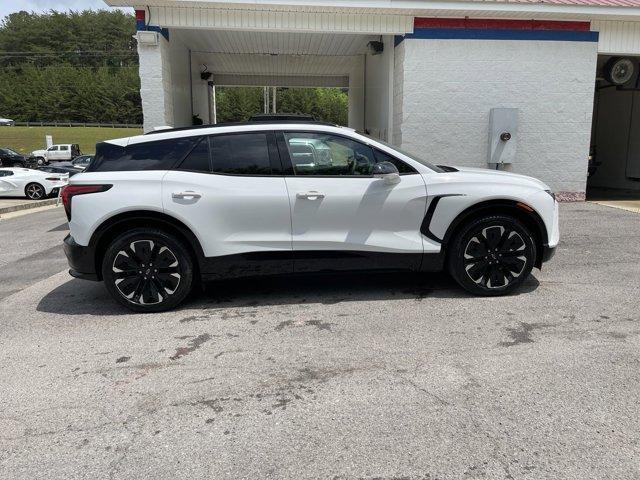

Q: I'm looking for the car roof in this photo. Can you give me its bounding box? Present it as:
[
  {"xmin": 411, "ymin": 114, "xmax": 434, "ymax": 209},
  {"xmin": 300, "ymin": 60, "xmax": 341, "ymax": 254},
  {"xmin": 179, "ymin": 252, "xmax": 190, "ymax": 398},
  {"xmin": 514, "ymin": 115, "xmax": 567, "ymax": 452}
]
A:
[{"xmin": 112, "ymin": 122, "xmax": 356, "ymax": 147}]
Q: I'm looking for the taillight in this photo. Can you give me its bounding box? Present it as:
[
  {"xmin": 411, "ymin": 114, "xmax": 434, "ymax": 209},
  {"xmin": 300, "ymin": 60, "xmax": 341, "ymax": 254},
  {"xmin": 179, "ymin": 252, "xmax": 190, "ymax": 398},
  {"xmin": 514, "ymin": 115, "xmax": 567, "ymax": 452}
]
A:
[
  {"xmin": 61, "ymin": 184, "xmax": 112, "ymax": 221},
  {"xmin": 45, "ymin": 177, "xmax": 62, "ymax": 181}
]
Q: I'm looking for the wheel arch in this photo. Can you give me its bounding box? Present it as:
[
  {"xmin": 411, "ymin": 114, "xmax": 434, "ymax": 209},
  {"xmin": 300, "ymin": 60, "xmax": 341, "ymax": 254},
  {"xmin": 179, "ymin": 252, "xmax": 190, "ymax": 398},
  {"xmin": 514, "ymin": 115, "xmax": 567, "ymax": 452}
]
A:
[
  {"xmin": 89, "ymin": 210, "xmax": 205, "ymax": 280},
  {"xmin": 440, "ymin": 199, "xmax": 548, "ymax": 269}
]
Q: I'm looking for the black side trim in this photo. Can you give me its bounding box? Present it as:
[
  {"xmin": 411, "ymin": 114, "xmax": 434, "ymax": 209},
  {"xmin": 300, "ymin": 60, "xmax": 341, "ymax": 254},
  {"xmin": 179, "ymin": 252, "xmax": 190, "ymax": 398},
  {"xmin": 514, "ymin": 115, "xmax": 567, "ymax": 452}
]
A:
[
  {"xmin": 420, "ymin": 194, "xmax": 464, "ymax": 243},
  {"xmin": 293, "ymin": 250, "xmax": 422, "ymax": 273},
  {"xmin": 201, "ymin": 251, "xmax": 293, "ymax": 280},
  {"xmin": 200, "ymin": 250, "xmax": 440, "ymax": 280},
  {"xmin": 63, "ymin": 234, "xmax": 99, "ymax": 281}
]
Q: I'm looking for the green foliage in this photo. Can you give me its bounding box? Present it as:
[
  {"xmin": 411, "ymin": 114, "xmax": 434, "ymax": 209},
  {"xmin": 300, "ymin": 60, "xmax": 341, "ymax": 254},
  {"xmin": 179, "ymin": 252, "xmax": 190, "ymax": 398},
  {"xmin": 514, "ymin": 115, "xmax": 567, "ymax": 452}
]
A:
[
  {"xmin": 0, "ymin": 10, "xmax": 348, "ymax": 125},
  {"xmin": 0, "ymin": 10, "xmax": 140, "ymax": 123},
  {"xmin": 216, "ymin": 87, "xmax": 348, "ymax": 125},
  {"xmin": 0, "ymin": 10, "xmax": 137, "ymax": 67}
]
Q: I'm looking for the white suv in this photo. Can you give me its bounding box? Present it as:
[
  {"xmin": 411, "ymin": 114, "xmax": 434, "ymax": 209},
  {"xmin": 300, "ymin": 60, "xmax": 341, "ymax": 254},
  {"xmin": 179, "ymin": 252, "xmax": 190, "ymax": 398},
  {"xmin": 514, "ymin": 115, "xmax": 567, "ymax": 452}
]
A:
[{"xmin": 62, "ymin": 122, "xmax": 559, "ymax": 312}]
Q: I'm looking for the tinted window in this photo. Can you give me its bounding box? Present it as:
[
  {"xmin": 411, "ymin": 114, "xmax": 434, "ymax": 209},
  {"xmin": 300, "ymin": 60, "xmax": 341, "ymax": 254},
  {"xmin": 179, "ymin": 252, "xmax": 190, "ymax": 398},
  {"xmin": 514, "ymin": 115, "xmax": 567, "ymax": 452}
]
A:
[
  {"xmin": 373, "ymin": 149, "xmax": 416, "ymax": 174},
  {"xmin": 0, "ymin": 170, "xmax": 14, "ymax": 177},
  {"xmin": 88, "ymin": 138, "xmax": 197, "ymax": 172},
  {"xmin": 60, "ymin": 146, "xmax": 69, "ymax": 151},
  {"xmin": 178, "ymin": 137, "xmax": 210, "ymax": 172},
  {"xmin": 211, "ymin": 133, "xmax": 270, "ymax": 175},
  {"xmin": 283, "ymin": 132, "xmax": 377, "ymax": 176}
]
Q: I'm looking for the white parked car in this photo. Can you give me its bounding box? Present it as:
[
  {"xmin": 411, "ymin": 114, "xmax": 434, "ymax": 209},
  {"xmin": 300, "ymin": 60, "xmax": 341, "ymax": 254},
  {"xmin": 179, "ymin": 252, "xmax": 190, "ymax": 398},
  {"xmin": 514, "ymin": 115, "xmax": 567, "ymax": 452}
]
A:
[
  {"xmin": 0, "ymin": 168, "xmax": 68, "ymax": 199},
  {"xmin": 62, "ymin": 122, "xmax": 559, "ymax": 312},
  {"xmin": 0, "ymin": 117, "xmax": 15, "ymax": 126},
  {"xmin": 31, "ymin": 144, "xmax": 81, "ymax": 164}
]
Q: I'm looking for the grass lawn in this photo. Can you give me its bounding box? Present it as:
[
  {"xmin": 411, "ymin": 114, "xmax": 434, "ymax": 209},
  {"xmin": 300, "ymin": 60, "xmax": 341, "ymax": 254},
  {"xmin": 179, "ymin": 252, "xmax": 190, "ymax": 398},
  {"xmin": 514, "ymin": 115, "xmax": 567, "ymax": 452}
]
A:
[{"xmin": 0, "ymin": 126, "xmax": 142, "ymax": 156}]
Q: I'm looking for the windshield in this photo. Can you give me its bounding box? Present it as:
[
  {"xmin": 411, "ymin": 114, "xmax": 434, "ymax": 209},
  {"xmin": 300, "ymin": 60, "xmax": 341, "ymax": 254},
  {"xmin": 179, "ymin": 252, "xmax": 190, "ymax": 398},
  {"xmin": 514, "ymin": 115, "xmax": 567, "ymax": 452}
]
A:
[
  {"xmin": 358, "ymin": 134, "xmax": 444, "ymax": 173},
  {"xmin": 4, "ymin": 148, "xmax": 20, "ymax": 156}
]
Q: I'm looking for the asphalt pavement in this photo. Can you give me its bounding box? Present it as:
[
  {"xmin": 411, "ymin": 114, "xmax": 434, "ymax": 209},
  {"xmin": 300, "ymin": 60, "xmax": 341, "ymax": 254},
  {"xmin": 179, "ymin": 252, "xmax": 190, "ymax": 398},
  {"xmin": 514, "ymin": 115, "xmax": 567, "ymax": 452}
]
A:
[{"xmin": 0, "ymin": 203, "xmax": 639, "ymax": 479}]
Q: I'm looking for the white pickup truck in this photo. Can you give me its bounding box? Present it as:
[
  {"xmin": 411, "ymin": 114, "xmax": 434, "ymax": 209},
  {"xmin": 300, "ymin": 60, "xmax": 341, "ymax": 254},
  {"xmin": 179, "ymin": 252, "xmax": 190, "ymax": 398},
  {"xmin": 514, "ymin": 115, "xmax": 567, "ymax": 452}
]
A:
[{"xmin": 30, "ymin": 143, "xmax": 81, "ymax": 164}]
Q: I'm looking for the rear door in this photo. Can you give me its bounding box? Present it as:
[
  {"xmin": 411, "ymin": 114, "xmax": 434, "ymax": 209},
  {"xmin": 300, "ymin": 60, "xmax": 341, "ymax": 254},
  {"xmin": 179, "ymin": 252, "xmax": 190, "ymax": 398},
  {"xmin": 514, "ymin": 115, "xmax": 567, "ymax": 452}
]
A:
[
  {"xmin": 162, "ymin": 131, "xmax": 293, "ymax": 278},
  {"xmin": 279, "ymin": 131, "xmax": 428, "ymax": 272}
]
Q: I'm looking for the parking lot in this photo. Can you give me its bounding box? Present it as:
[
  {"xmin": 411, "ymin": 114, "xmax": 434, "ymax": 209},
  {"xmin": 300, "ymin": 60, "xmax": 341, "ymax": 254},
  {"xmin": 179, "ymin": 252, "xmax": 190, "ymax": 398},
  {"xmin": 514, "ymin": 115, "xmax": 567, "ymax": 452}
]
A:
[{"xmin": 0, "ymin": 202, "xmax": 639, "ymax": 479}]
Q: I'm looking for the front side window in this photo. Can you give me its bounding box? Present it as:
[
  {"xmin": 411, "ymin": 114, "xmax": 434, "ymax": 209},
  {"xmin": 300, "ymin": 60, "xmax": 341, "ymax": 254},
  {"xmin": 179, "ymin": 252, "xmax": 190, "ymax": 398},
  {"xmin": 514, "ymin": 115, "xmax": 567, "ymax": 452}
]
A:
[
  {"xmin": 210, "ymin": 133, "xmax": 271, "ymax": 175},
  {"xmin": 284, "ymin": 132, "xmax": 378, "ymax": 176},
  {"xmin": 89, "ymin": 137, "xmax": 198, "ymax": 172},
  {"xmin": 373, "ymin": 148, "xmax": 417, "ymax": 174},
  {"xmin": 48, "ymin": 146, "xmax": 58, "ymax": 151}
]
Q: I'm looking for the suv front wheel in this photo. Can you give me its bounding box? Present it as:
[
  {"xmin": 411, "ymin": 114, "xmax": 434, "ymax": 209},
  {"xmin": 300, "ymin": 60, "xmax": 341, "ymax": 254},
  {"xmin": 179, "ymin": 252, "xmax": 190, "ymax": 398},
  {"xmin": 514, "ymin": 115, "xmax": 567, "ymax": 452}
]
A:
[
  {"xmin": 448, "ymin": 215, "xmax": 536, "ymax": 296},
  {"xmin": 102, "ymin": 228, "xmax": 194, "ymax": 312}
]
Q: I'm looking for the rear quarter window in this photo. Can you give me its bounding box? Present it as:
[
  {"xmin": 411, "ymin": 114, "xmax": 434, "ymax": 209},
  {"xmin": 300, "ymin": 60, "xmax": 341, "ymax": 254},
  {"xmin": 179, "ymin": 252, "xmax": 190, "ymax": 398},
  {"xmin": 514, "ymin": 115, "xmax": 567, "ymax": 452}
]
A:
[{"xmin": 88, "ymin": 138, "xmax": 198, "ymax": 172}]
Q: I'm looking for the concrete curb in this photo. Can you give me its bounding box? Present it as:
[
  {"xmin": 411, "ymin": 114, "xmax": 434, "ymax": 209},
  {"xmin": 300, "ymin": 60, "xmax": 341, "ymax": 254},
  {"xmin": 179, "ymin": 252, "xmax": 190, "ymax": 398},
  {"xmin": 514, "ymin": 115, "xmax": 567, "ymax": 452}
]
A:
[{"xmin": 0, "ymin": 198, "xmax": 59, "ymax": 215}]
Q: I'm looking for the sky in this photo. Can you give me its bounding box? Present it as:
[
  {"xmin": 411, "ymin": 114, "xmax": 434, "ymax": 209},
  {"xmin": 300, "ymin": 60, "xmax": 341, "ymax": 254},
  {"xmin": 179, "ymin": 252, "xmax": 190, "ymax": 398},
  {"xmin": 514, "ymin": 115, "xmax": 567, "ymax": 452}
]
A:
[{"xmin": 0, "ymin": 0, "xmax": 132, "ymax": 21}]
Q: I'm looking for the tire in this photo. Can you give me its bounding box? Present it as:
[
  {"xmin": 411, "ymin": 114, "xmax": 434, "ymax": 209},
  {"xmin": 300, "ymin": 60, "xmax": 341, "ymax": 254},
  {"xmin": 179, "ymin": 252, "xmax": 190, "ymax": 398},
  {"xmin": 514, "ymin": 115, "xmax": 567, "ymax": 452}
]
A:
[
  {"xmin": 447, "ymin": 215, "xmax": 536, "ymax": 296},
  {"xmin": 101, "ymin": 229, "xmax": 194, "ymax": 312},
  {"xmin": 24, "ymin": 182, "xmax": 45, "ymax": 200},
  {"xmin": 14, "ymin": 161, "xmax": 25, "ymax": 168}
]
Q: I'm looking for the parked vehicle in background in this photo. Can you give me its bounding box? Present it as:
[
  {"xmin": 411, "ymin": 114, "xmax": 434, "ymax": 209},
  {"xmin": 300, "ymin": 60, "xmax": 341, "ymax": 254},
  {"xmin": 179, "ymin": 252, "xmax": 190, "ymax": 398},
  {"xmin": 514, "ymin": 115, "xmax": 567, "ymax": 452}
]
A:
[
  {"xmin": 0, "ymin": 168, "xmax": 68, "ymax": 199},
  {"xmin": 62, "ymin": 121, "xmax": 559, "ymax": 312},
  {"xmin": 70, "ymin": 154, "xmax": 93, "ymax": 170},
  {"xmin": 0, "ymin": 117, "xmax": 15, "ymax": 126},
  {"xmin": 30, "ymin": 144, "xmax": 81, "ymax": 164},
  {"xmin": 0, "ymin": 148, "xmax": 37, "ymax": 168},
  {"xmin": 38, "ymin": 165, "xmax": 82, "ymax": 177}
]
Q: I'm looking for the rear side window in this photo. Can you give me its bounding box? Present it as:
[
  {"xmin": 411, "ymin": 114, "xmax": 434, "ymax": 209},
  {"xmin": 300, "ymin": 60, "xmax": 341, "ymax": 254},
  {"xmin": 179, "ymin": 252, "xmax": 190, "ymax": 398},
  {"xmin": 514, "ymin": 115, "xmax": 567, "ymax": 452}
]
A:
[
  {"xmin": 178, "ymin": 137, "xmax": 210, "ymax": 173},
  {"xmin": 89, "ymin": 138, "xmax": 197, "ymax": 172},
  {"xmin": 211, "ymin": 133, "xmax": 271, "ymax": 175}
]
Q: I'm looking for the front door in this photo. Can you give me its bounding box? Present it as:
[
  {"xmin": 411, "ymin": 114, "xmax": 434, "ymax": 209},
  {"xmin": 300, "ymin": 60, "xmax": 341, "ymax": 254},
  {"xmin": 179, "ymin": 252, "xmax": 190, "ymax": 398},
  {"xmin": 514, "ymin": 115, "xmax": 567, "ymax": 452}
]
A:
[
  {"xmin": 279, "ymin": 131, "xmax": 428, "ymax": 273},
  {"xmin": 162, "ymin": 131, "xmax": 293, "ymax": 279}
]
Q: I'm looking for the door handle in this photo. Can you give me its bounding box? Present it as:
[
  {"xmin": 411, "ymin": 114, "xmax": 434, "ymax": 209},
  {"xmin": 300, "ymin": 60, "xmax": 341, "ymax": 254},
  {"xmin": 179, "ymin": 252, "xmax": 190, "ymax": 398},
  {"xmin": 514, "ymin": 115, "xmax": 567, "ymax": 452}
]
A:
[
  {"xmin": 297, "ymin": 191, "xmax": 325, "ymax": 200},
  {"xmin": 172, "ymin": 191, "xmax": 202, "ymax": 200}
]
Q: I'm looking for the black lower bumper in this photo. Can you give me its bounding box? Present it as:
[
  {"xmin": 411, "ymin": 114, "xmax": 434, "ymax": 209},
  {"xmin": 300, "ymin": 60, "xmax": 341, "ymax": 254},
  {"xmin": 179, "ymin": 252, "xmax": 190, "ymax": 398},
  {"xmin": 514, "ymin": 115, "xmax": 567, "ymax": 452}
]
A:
[
  {"xmin": 63, "ymin": 234, "xmax": 99, "ymax": 281},
  {"xmin": 542, "ymin": 245, "xmax": 556, "ymax": 263}
]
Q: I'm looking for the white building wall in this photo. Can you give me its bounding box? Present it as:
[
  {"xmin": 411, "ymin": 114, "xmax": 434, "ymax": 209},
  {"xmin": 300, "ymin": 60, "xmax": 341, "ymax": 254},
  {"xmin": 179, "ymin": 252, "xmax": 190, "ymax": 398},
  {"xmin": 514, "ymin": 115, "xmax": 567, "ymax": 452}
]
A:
[
  {"xmin": 394, "ymin": 38, "xmax": 598, "ymax": 198},
  {"xmin": 137, "ymin": 33, "xmax": 174, "ymax": 132},
  {"xmin": 168, "ymin": 34, "xmax": 193, "ymax": 128},
  {"xmin": 348, "ymin": 55, "xmax": 365, "ymax": 131},
  {"xmin": 364, "ymin": 35, "xmax": 394, "ymax": 141}
]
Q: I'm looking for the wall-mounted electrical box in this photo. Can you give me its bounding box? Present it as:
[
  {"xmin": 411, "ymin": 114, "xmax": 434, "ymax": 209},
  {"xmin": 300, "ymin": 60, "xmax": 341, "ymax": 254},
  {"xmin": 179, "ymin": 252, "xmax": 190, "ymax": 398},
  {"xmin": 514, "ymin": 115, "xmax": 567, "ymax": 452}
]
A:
[{"xmin": 488, "ymin": 108, "xmax": 518, "ymax": 165}]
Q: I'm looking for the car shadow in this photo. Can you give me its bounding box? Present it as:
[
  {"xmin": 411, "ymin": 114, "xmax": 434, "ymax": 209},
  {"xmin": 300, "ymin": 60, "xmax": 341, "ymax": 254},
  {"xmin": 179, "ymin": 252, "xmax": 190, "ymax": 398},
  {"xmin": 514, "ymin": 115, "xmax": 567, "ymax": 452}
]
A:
[{"xmin": 37, "ymin": 271, "xmax": 540, "ymax": 316}]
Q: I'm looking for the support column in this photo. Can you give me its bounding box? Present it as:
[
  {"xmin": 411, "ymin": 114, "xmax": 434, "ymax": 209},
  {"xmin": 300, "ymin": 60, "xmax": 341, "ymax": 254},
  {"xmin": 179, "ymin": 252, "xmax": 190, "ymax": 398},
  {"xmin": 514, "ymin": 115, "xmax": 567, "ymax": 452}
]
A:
[
  {"xmin": 136, "ymin": 32, "xmax": 174, "ymax": 132},
  {"xmin": 348, "ymin": 56, "xmax": 365, "ymax": 131}
]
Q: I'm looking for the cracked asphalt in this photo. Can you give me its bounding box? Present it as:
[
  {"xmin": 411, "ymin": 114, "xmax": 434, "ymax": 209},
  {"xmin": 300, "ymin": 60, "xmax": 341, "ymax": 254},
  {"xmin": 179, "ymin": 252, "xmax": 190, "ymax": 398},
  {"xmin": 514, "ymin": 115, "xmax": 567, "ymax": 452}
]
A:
[{"xmin": 0, "ymin": 203, "xmax": 639, "ymax": 479}]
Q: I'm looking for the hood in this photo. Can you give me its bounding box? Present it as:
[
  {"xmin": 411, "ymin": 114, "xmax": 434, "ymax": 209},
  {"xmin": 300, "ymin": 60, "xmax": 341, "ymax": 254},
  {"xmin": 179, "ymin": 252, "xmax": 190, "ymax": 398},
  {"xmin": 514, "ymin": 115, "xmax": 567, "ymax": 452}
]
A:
[{"xmin": 450, "ymin": 166, "xmax": 550, "ymax": 191}]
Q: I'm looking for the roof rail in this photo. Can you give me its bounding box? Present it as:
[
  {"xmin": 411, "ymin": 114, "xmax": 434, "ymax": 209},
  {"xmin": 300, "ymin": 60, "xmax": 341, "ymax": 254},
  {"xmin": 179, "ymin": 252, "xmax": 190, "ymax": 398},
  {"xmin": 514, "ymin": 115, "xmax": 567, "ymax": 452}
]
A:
[{"xmin": 144, "ymin": 120, "xmax": 340, "ymax": 135}]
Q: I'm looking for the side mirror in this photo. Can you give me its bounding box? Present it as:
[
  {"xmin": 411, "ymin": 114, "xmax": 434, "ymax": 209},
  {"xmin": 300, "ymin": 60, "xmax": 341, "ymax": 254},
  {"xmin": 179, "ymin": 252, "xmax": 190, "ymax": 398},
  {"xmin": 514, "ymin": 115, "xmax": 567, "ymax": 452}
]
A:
[{"xmin": 372, "ymin": 161, "xmax": 400, "ymax": 184}]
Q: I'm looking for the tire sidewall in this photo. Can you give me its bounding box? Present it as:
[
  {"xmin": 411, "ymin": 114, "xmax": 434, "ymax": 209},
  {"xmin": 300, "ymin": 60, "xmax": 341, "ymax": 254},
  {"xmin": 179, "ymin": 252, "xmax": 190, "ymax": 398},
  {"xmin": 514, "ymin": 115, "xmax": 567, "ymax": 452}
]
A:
[
  {"xmin": 448, "ymin": 215, "xmax": 536, "ymax": 296},
  {"xmin": 102, "ymin": 229, "xmax": 194, "ymax": 312}
]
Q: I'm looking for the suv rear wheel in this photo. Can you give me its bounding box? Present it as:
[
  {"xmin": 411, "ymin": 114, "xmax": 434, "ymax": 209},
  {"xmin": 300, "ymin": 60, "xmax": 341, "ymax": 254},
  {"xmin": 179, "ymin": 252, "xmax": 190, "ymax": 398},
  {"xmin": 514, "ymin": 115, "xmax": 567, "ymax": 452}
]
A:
[
  {"xmin": 448, "ymin": 215, "xmax": 536, "ymax": 296},
  {"xmin": 102, "ymin": 228, "xmax": 194, "ymax": 312}
]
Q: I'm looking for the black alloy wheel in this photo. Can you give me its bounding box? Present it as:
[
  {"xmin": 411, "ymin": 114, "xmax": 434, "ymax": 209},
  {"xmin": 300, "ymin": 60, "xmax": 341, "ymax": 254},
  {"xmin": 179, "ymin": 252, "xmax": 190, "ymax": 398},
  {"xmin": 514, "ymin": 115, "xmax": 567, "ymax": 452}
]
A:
[
  {"xmin": 448, "ymin": 215, "xmax": 536, "ymax": 296},
  {"xmin": 102, "ymin": 229, "xmax": 194, "ymax": 312}
]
